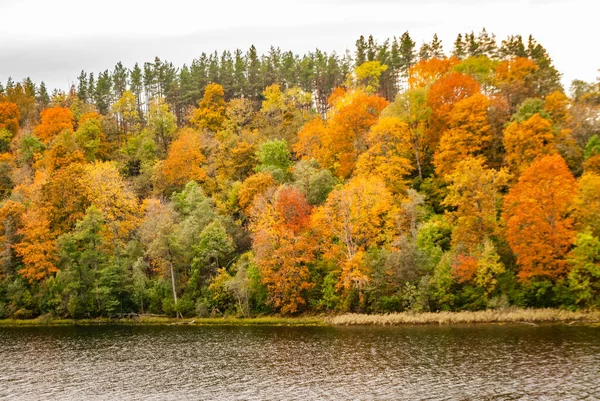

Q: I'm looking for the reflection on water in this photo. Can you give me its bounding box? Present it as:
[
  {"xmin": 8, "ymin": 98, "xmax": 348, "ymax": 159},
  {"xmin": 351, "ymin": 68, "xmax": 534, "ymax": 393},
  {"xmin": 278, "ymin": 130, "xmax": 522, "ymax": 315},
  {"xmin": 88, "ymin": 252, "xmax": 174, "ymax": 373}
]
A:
[{"xmin": 0, "ymin": 324, "xmax": 598, "ymax": 400}]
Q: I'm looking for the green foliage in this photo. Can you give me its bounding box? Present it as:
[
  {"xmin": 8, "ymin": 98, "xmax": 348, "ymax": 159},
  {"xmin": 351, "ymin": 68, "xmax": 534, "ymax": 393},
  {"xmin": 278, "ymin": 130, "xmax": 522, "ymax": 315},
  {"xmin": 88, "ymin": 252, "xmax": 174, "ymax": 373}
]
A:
[
  {"xmin": 568, "ymin": 231, "xmax": 600, "ymax": 307},
  {"xmin": 255, "ymin": 139, "xmax": 292, "ymax": 181},
  {"xmin": 511, "ymin": 98, "xmax": 550, "ymax": 122},
  {"xmin": 584, "ymin": 135, "xmax": 600, "ymax": 160}
]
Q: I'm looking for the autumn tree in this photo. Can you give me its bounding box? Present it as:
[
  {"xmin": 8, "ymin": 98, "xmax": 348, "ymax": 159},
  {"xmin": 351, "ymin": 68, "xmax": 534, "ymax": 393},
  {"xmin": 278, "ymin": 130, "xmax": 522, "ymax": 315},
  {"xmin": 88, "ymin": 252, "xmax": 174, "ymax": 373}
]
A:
[
  {"xmin": 251, "ymin": 186, "xmax": 316, "ymax": 314},
  {"xmin": 451, "ymin": 239, "xmax": 505, "ymax": 296},
  {"xmin": 382, "ymin": 88, "xmax": 430, "ymax": 178},
  {"xmin": 75, "ymin": 112, "xmax": 107, "ymax": 161},
  {"xmin": 351, "ymin": 61, "xmax": 388, "ymax": 94},
  {"xmin": 112, "ymin": 90, "xmax": 138, "ymax": 134},
  {"xmin": 444, "ymin": 157, "xmax": 510, "ymax": 252},
  {"xmin": 147, "ymin": 98, "xmax": 177, "ymax": 156},
  {"xmin": 14, "ymin": 209, "xmax": 58, "ymax": 282},
  {"xmin": 494, "ymin": 57, "xmax": 538, "ymax": 111},
  {"xmin": 138, "ymin": 199, "xmax": 183, "ymax": 315},
  {"xmin": 296, "ymin": 89, "xmax": 388, "ymax": 178},
  {"xmin": 426, "ymin": 72, "xmax": 481, "ymax": 148},
  {"xmin": 572, "ymin": 172, "xmax": 600, "ymax": 237},
  {"xmin": 0, "ymin": 101, "xmax": 21, "ymax": 135},
  {"xmin": 190, "ymin": 83, "xmax": 226, "ymax": 133},
  {"xmin": 503, "ymin": 154, "xmax": 577, "ymax": 281},
  {"xmin": 434, "ymin": 93, "xmax": 492, "ymax": 177},
  {"xmin": 502, "ymin": 113, "xmax": 555, "ymax": 176},
  {"xmin": 34, "ymin": 106, "xmax": 74, "ymax": 144},
  {"xmin": 238, "ymin": 172, "xmax": 277, "ymax": 215},
  {"xmin": 313, "ymin": 177, "xmax": 399, "ymax": 301},
  {"xmin": 82, "ymin": 162, "xmax": 141, "ymax": 261},
  {"xmin": 408, "ymin": 57, "xmax": 459, "ymax": 88},
  {"xmin": 354, "ymin": 116, "xmax": 413, "ymax": 194},
  {"xmin": 154, "ymin": 129, "xmax": 207, "ymax": 193}
]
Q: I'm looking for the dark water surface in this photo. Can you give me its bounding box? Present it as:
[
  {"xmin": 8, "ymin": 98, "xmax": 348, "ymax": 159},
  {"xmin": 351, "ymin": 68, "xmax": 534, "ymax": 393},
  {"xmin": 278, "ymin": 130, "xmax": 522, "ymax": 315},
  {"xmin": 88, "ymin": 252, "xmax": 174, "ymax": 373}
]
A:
[{"xmin": 0, "ymin": 324, "xmax": 599, "ymax": 400}]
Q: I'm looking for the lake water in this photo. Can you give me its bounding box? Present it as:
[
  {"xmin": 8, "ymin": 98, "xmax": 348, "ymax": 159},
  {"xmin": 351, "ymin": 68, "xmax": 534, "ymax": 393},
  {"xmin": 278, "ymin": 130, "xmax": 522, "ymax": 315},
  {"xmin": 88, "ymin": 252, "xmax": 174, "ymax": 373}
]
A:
[{"xmin": 0, "ymin": 324, "xmax": 598, "ymax": 400}]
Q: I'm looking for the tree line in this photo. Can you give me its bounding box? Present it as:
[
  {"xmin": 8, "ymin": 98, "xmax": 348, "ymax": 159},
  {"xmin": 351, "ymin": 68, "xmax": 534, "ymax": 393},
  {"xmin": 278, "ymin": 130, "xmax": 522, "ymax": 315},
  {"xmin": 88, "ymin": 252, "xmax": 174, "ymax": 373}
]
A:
[{"xmin": 0, "ymin": 29, "xmax": 599, "ymax": 319}]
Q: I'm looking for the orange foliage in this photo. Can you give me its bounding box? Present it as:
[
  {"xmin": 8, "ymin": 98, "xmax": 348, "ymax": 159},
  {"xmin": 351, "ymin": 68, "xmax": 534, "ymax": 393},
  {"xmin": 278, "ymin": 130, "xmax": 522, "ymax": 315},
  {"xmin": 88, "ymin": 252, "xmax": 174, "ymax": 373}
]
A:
[
  {"xmin": 502, "ymin": 154, "xmax": 577, "ymax": 282},
  {"xmin": 275, "ymin": 186, "xmax": 312, "ymax": 232},
  {"xmin": 426, "ymin": 72, "xmax": 480, "ymax": 148},
  {"xmin": 452, "ymin": 254, "xmax": 479, "ymax": 283},
  {"xmin": 155, "ymin": 129, "xmax": 207, "ymax": 192},
  {"xmin": 296, "ymin": 89, "xmax": 388, "ymax": 178},
  {"xmin": 251, "ymin": 187, "xmax": 316, "ymax": 314},
  {"xmin": 503, "ymin": 113, "xmax": 556, "ymax": 176},
  {"xmin": 14, "ymin": 209, "xmax": 58, "ymax": 282},
  {"xmin": 408, "ymin": 57, "xmax": 460, "ymax": 88},
  {"xmin": 494, "ymin": 57, "xmax": 538, "ymax": 109},
  {"xmin": 434, "ymin": 93, "xmax": 492, "ymax": 177},
  {"xmin": 294, "ymin": 117, "xmax": 326, "ymax": 162},
  {"xmin": 34, "ymin": 107, "xmax": 74, "ymax": 144},
  {"xmin": 544, "ymin": 91, "xmax": 571, "ymax": 125},
  {"xmin": 0, "ymin": 101, "xmax": 21, "ymax": 134},
  {"xmin": 354, "ymin": 116, "xmax": 414, "ymax": 193},
  {"xmin": 313, "ymin": 177, "xmax": 398, "ymax": 292},
  {"xmin": 238, "ymin": 172, "xmax": 277, "ymax": 215}
]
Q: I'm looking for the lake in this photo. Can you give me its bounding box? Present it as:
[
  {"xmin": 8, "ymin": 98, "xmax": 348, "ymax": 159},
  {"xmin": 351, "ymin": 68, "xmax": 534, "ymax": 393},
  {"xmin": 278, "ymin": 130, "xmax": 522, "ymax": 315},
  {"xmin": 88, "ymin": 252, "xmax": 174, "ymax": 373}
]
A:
[{"xmin": 0, "ymin": 324, "xmax": 598, "ymax": 400}]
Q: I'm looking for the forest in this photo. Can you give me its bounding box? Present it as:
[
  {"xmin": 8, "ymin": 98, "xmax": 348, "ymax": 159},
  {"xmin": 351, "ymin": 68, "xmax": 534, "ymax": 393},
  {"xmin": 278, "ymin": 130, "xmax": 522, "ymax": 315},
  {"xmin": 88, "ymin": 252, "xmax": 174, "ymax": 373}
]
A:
[{"xmin": 0, "ymin": 29, "xmax": 599, "ymax": 319}]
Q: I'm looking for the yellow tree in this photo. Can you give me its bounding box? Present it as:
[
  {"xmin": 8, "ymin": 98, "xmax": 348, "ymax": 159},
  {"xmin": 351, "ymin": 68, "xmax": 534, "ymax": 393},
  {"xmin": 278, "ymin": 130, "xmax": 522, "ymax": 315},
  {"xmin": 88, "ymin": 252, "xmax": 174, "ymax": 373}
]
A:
[
  {"xmin": 190, "ymin": 83, "xmax": 226, "ymax": 133},
  {"xmin": 354, "ymin": 116, "xmax": 413, "ymax": 194},
  {"xmin": 83, "ymin": 162, "xmax": 141, "ymax": 260},
  {"xmin": 572, "ymin": 172, "xmax": 600, "ymax": 237},
  {"xmin": 112, "ymin": 90, "xmax": 138, "ymax": 134},
  {"xmin": 503, "ymin": 113, "xmax": 556, "ymax": 176},
  {"xmin": 434, "ymin": 93, "xmax": 493, "ymax": 177},
  {"xmin": 13, "ymin": 209, "xmax": 58, "ymax": 282},
  {"xmin": 313, "ymin": 177, "xmax": 399, "ymax": 298},
  {"xmin": 352, "ymin": 61, "xmax": 388, "ymax": 94},
  {"xmin": 443, "ymin": 157, "xmax": 510, "ymax": 252},
  {"xmin": 382, "ymin": 88, "xmax": 430, "ymax": 179},
  {"xmin": 238, "ymin": 172, "xmax": 277, "ymax": 215},
  {"xmin": 502, "ymin": 154, "xmax": 577, "ymax": 282}
]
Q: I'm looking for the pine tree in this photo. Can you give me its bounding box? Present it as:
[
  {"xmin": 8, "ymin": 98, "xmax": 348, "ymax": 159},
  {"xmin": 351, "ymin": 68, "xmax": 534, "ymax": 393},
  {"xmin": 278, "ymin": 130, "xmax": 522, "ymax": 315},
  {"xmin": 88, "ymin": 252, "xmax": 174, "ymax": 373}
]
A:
[
  {"xmin": 478, "ymin": 28, "xmax": 498, "ymax": 59},
  {"xmin": 37, "ymin": 81, "xmax": 50, "ymax": 108},
  {"xmin": 233, "ymin": 49, "xmax": 247, "ymax": 98},
  {"xmin": 77, "ymin": 70, "xmax": 88, "ymax": 101},
  {"xmin": 247, "ymin": 45, "xmax": 261, "ymax": 100},
  {"xmin": 130, "ymin": 63, "xmax": 143, "ymax": 117},
  {"xmin": 112, "ymin": 62, "xmax": 128, "ymax": 99},
  {"xmin": 398, "ymin": 32, "xmax": 416, "ymax": 77},
  {"xmin": 367, "ymin": 35, "xmax": 378, "ymax": 62},
  {"xmin": 453, "ymin": 34, "xmax": 466, "ymax": 59},
  {"xmin": 355, "ymin": 35, "xmax": 367, "ymax": 66},
  {"xmin": 430, "ymin": 33, "xmax": 444, "ymax": 58}
]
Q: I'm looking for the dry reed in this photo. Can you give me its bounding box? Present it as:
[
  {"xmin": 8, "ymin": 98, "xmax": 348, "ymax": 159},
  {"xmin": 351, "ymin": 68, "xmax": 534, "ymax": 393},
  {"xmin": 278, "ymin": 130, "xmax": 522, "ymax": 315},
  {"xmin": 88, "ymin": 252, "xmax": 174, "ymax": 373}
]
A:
[{"xmin": 329, "ymin": 308, "xmax": 600, "ymax": 326}]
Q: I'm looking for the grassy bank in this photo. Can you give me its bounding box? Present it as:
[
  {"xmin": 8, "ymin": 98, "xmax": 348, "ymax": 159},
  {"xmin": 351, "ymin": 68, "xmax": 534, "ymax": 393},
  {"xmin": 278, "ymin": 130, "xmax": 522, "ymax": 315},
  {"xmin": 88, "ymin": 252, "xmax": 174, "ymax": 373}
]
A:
[
  {"xmin": 0, "ymin": 309, "xmax": 599, "ymax": 327},
  {"xmin": 0, "ymin": 315, "xmax": 326, "ymax": 327}
]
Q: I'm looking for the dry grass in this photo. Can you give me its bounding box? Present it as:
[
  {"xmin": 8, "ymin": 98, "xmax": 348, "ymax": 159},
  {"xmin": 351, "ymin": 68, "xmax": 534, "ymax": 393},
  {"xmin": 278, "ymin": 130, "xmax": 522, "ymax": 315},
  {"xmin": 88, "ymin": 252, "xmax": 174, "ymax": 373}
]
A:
[{"xmin": 329, "ymin": 309, "xmax": 600, "ymax": 326}]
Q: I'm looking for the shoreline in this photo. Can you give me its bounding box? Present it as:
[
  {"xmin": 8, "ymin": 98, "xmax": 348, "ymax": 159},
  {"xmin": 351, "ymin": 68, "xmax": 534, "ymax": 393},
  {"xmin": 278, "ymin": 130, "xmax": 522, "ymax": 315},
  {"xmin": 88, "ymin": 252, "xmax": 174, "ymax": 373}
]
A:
[{"xmin": 0, "ymin": 308, "xmax": 599, "ymax": 327}]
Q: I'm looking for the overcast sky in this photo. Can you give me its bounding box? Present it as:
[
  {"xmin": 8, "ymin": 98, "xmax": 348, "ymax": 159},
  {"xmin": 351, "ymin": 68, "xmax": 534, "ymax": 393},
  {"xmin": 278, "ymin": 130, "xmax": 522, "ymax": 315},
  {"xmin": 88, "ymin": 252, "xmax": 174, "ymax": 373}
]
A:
[{"xmin": 0, "ymin": 0, "xmax": 597, "ymax": 93}]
